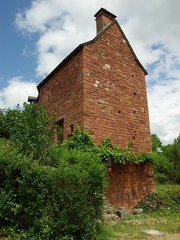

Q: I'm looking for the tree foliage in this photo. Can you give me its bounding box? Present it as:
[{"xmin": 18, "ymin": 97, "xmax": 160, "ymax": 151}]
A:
[
  {"xmin": 170, "ymin": 135, "xmax": 180, "ymax": 183},
  {"xmin": 151, "ymin": 133, "xmax": 180, "ymax": 184},
  {"xmin": 151, "ymin": 134, "xmax": 162, "ymax": 152},
  {"xmin": 0, "ymin": 139, "xmax": 106, "ymax": 239},
  {"xmin": 0, "ymin": 103, "xmax": 55, "ymax": 162},
  {"xmin": 62, "ymin": 128, "xmax": 156, "ymax": 164},
  {"xmin": 0, "ymin": 105, "xmax": 106, "ymax": 239}
]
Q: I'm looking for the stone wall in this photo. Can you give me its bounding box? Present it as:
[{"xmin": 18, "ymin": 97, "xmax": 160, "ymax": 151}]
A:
[
  {"xmin": 105, "ymin": 161, "xmax": 154, "ymax": 210},
  {"xmin": 82, "ymin": 21, "xmax": 151, "ymax": 152},
  {"xmin": 37, "ymin": 20, "xmax": 151, "ymax": 152},
  {"xmin": 37, "ymin": 48, "xmax": 85, "ymax": 141}
]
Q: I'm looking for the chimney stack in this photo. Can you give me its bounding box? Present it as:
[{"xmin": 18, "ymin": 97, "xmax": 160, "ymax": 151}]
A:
[{"xmin": 94, "ymin": 8, "xmax": 116, "ymax": 34}]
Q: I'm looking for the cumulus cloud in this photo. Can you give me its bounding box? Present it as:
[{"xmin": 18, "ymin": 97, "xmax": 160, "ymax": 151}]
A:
[
  {"xmin": 35, "ymin": 24, "xmax": 85, "ymax": 76},
  {"xmin": 147, "ymin": 79, "xmax": 180, "ymax": 144},
  {"xmin": 0, "ymin": 77, "xmax": 38, "ymax": 109},
  {"xmin": 15, "ymin": 0, "xmax": 97, "ymax": 77},
  {"xmin": 15, "ymin": 0, "xmax": 180, "ymax": 144}
]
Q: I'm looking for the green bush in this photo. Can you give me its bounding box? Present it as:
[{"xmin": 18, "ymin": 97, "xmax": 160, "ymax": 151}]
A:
[
  {"xmin": 0, "ymin": 103, "xmax": 55, "ymax": 162},
  {"xmin": 62, "ymin": 129, "xmax": 155, "ymax": 164},
  {"xmin": 154, "ymin": 173, "xmax": 169, "ymax": 184},
  {"xmin": 44, "ymin": 148, "xmax": 106, "ymax": 240},
  {"xmin": 136, "ymin": 185, "xmax": 180, "ymax": 213},
  {"xmin": 0, "ymin": 139, "xmax": 106, "ymax": 239},
  {"xmin": 61, "ymin": 127, "xmax": 97, "ymax": 152},
  {"xmin": 152, "ymin": 152, "xmax": 174, "ymax": 183}
]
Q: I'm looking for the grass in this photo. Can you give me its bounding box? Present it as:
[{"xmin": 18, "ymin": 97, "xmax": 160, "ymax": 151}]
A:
[
  {"xmin": 105, "ymin": 213, "xmax": 180, "ymax": 239},
  {"xmin": 97, "ymin": 184, "xmax": 180, "ymax": 240}
]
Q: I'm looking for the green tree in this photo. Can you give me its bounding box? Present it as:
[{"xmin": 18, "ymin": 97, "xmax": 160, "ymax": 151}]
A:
[
  {"xmin": 151, "ymin": 134, "xmax": 162, "ymax": 152},
  {"xmin": 0, "ymin": 103, "xmax": 55, "ymax": 162},
  {"xmin": 161, "ymin": 134, "xmax": 180, "ymax": 183},
  {"xmin": 151, "ymin": 134, "xmax": 174, "ymax": 183},
  {"xmin": 172, "ymin": 134, "xmax": 180, "ymax": 183},
  {"xmin": 175, "ymin": 134, "xmax": 180, "ymax": 144}
]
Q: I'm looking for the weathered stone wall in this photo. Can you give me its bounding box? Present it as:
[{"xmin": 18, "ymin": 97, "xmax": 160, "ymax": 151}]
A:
[
  {"xmin": 37, "ymin": 20, "xmax": 151, "ymax": 153},
  {"xmin": 106, "ymin": 161, "xmax": 154, "ymax": 210},
  {"xmin": 82, "ymin": 21, "xmax": 151, "ymax": 152},
  {"xmin": 37, "ymin": 48, "xmax": 85, "ymax": 140}
]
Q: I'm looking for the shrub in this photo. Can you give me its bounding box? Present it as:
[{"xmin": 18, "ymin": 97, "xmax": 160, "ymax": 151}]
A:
[
  {"xmin": 152, "ymin": 152, "xmax": 174, "ymax": 183},
  {"xmin": 46, "ymin": 148, "xmax": 106, "ymax": 239},
  {"xmin": 0, "ymin": 139, "xmax": 106, "ymax": 240},
  {"xmin": 62, "ymin": 129, "xmax": 155, "ymax": 164},
  {"xmin": 61, "ymin": 127, "xmax": 96, "ymax": 152},
  {"xmin": 136, "ymin": 185, "xmax": 180, "ymax": 213},
  {"xmin": 0, "ymin": 103, "xmax": 55, "ymax": 162},
  {"xmin": 154, "ymin": 173, "xmax": 169, "ymax": 184}
]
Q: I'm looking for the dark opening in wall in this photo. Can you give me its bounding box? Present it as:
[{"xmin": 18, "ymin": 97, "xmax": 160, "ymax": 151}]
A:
[
  {"xmin": 134, "ymin": 92, "xmax": 136, "ymax": 95},
  {"xmin": 70, "ymin": 124, "xmax": 74, "ymax": 133},
  {"xmin": 57, "ymin": 119, "xmax": 64, "ymax": 143},
  {"xmin": 68, "ymin": 124, "xmax": 74, "ymax": 138},
  {"xmin": 134, "ymin": 111, "xmax": 136, "ymax": 114},
  {"xmin": 118, "ymin": 110, "xmax": 121, "ymax": 113}
]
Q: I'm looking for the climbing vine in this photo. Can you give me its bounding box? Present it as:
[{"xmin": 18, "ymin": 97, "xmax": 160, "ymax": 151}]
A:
[{"xmin": 61, "ymin": 128, "xmax": 155, "ymax": 164}]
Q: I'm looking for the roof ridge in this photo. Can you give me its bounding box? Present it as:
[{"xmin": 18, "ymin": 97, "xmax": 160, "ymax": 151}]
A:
[{"xmin": 37, "ymin": 19, "xmax": 147, "ymax": 89}]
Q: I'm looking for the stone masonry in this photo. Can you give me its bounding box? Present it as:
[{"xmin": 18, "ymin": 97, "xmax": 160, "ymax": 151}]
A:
[{"xmin": 106, "ymin": 161, "xmax": 154, "ymax": 210}]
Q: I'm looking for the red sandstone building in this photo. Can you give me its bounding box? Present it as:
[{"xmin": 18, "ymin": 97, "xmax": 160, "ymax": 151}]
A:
[
  {"xmin": 34, "ymin": 8, "xmax": 151, "ymax": 152},
  {"xmin": 30, "ymin": 8, "xmax": 154, "ymax": 209}
]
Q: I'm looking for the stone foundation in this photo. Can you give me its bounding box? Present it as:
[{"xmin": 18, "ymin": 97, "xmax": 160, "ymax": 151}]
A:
[{"xmin": 106, "ymin": 161, "xmax": 154, "ymax": 210}]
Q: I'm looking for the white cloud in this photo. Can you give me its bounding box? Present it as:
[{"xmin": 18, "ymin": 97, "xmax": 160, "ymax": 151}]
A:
[
  {"xmin": 0, "ymin": 77, "xmax": 38, "ymax": 109},
  {"xmin": 15, "ymin": 0, "xmax": 180, "ymax": 144},
  {"xmin": 147, "ymin": 79, "xmax": 180, "ymax": 145},
  {"xmin": 35, "ymin": 25, "xmax": 85, "ymax": 77}
]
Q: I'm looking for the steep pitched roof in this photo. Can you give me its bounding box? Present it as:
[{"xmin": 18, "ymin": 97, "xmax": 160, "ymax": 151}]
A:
[{"xmin": 37, "ymin": 19, "xmax": 147, "ymax": 89}]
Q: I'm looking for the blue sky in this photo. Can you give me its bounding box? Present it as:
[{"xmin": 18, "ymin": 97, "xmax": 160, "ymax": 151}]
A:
[
  {"xmin": 0, "ymin": 0, "xmax": 180, "ymax": 145},
  {"xmin": 0, "ymin": 1, "xmax": 35, "ymax": 83}
]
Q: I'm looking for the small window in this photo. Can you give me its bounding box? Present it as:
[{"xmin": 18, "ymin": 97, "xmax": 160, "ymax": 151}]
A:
[
  {"xmin": 70, "ymin": 124, "xmax": 74, "ymax": 134},
  {"xmin": 68, "ymin": 124, "xmax": 74, "ymax": 138},
  {"xmin": 57, "ymin": 119, "xmax": 64, "ymax": 143}
]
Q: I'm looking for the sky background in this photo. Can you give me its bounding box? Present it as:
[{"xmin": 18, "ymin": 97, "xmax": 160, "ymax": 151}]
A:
[{"xmin": 0, "ymin": 0, "xmax": 180, "ymax": 145}]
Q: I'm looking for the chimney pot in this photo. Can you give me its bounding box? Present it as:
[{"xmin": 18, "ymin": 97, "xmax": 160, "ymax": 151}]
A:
[{"xmin": 94, "ymin": 8, "xmax": 116, "ymax": 34}]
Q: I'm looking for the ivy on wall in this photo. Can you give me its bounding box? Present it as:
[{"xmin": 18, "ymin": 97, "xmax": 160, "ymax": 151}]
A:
[{"xmin": 61, "ymin": 128, "xmax": 156, "ymax": 164}]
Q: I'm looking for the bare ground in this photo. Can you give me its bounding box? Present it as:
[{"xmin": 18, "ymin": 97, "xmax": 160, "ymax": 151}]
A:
[{"xmin": 109, "ymin": 232, "xmax": 180, "ymax": 240}]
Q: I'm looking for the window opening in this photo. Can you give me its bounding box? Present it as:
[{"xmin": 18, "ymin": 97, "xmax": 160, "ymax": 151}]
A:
[
  {"xmin": 70, "ymin": 124, "xmax": 74, "ymax": 133},
  {"xmin": 57, "ymin": 119, "xmax": 64, "ymax": 143}
]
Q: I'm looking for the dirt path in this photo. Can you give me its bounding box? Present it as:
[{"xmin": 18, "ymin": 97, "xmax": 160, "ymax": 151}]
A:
[
  {"xmin": 110, "ymin": 232, "xmax": 180, "ymax": 240},
  {"xmin": 147, "ymin": 233, "xmax": 180, "ymax": 240}
]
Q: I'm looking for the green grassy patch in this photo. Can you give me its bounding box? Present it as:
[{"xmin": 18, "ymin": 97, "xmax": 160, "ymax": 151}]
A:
[{"xmin": 97, "ymin": 184, "xmax": 180, "ymax": 240}]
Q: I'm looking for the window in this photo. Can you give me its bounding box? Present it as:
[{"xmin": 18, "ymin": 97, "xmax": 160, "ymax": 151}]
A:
[
  {"xmin": 70, "ymin": 124, "xmax": 74, "ymax": 134},
  {"xmin": 68, "ymin": 124, "xmax": 74, "ymax": 138},
  {"xmin": 57, "ymin": 119, "xmax": 64, "ymax": 143}
]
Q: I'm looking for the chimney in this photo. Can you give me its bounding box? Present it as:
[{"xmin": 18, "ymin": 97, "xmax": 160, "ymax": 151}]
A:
[{"xmin": 94, "ymin": 8, "xmax": 116, "ymax": 34}]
